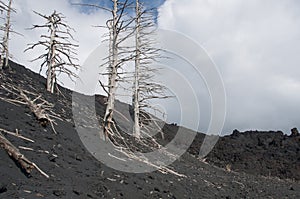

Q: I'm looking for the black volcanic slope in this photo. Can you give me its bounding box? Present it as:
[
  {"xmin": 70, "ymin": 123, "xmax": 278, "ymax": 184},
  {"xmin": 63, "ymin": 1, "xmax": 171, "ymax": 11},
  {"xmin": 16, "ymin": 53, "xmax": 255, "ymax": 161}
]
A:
[
  {"xmin": 0, "ymin": 61, "xmax": 299, "ymax": 198},
  {"xmin": 206, "ymin": 130, "xmax": 300, "ymax": 181}
]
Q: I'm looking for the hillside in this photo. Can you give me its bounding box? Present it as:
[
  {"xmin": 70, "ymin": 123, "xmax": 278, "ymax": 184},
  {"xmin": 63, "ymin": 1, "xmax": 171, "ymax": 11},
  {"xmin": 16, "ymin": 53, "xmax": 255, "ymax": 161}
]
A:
[{"xmin": 0, "ymin": 61, "xmax": 299, "ymax": 198}]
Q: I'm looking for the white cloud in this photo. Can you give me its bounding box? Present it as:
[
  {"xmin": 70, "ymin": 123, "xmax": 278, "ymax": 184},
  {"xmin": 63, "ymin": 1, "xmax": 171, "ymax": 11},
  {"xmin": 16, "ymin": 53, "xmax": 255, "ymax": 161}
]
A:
[{"xmin": 158, "ymin": 0, "xmax": 300, "ymax": 134}]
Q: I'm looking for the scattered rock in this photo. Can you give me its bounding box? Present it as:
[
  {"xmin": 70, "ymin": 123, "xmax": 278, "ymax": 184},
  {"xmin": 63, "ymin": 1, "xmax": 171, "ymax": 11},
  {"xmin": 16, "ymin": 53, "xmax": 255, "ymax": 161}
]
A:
[
  {"xmin": 75, "ymin": 154, "xmax": 82, "ymax": 161},
  {"xmin": 0, "ymin": 183, "xmax": 7, "ymax": 194},
  {"xmin": 53, "ymin": 190, "xmax": 66, "ymax": 197},
  {"xmin": 73, "ymin": 190, "xmax": 81, "ymax": 195},
  {"xmin": 154, "ymin": 187, "xmax": 160, "ymax": 192},
  {"xmin": 290, "ymin": 128, "xmax": 299, "ymax": 137}
]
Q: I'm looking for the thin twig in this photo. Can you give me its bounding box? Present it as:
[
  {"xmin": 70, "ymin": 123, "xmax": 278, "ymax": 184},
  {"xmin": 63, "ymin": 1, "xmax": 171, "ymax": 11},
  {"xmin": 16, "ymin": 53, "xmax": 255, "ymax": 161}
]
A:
[{"xmin": 0, "ymin": 128, "xmax": 34, "ymax": 143}]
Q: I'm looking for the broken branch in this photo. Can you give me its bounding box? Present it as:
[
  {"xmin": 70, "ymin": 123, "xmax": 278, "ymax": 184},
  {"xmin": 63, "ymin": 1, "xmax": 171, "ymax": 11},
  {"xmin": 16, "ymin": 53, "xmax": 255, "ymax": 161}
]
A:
[{"xmin": 0, "ymin": 132, "xmax": 49, "ymax": 178}]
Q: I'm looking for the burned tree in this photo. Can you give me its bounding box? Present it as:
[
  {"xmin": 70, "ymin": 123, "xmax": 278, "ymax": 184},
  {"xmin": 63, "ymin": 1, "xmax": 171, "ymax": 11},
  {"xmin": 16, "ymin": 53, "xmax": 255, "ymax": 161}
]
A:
[
  {"xmin": 74, "ymin": 0, "xmax": 135, "ymax": 138},
  {"xmin": 103, "ymin": 0, "xmax": 132, "ymax": 138},
  {"xmin": 72, "ymin": 1, "xmax": 183, "ymax": 177},
  {"xmin": 74, "ymin": 0, "xmax": 167, "ymax": 139},
  {"xmin": 0, "ymin": 0, "xmax": 16, "ymax": 69},
  {"xmin": 132, "ymin": 0, "xmax": 141, "ymax": 138},
  {"xmin": 25, "ymin": 10, "xmax": 79, "ymax": 93},
  {"xmin": 132, "ymin": 0, "xmax": 168, "ymax": 139}
]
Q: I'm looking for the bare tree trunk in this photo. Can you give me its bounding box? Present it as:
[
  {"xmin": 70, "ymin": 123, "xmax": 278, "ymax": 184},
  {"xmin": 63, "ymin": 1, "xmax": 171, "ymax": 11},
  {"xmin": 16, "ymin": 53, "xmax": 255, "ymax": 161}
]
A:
[
  {"xmin": 131, "ymin": 2, "xmax": 168, "ymax": 139},
  {"xmin": 0, "ymin": 54, "xmax": 2, "ymax": 70},
  {"xmin": 4, "ymin": 0, "xmax": 11, "ymax": 67},
  {"xmin": 108, "ymin": 20, "xmax": 113, "ymax": 95},
  {"xmin": 46, "ymin": 65, "xmax": 52, "ymax": 93},
  {"xmin": 47, "ymin": 22, "xmax": 56, "ymax": 93},
  {"xmin": 103, "ymin": 0, "xmax": 119, "ymax": 137},
  {"xmin": 133, "ymin": 0, "xmax": 141, "ymax": 138},
  {"xmin": 1, "ymin": 0, "xmax": 12, "ymax": 68}
]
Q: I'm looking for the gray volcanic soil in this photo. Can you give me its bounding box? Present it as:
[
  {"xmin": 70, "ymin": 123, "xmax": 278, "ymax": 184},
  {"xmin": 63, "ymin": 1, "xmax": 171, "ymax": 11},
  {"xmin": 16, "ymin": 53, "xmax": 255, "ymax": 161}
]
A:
[{"xmin": 0, "ymin": 61, "xmax": 299, "ymax": 198}]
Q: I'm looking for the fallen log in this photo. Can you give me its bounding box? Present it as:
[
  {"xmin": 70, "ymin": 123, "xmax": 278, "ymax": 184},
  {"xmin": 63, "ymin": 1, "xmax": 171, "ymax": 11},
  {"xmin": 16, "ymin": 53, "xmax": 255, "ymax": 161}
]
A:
[
  {"xmin": 0, "ymin": 132, "xmax": 34, "ymax": 173},
  {"xmin": 19, "ymin": 91, "xmax": 49, "ymax": 127},
  {"xmin": 0, "ymin": 132, "xmax": 49, "ymax": 178},
  {"xmin": 0, "ymin": 84, "xmax": 59, "ymax": 133}
]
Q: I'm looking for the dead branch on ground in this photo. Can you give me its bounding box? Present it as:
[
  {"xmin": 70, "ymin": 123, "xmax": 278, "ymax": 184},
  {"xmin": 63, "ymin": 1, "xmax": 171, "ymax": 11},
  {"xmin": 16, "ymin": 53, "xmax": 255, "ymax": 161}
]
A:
[
  {"xmin": 0, "ymin": 84, "xmax": 61, "ymax": 133},
  {"xmin": 0, "ymin": 132, "xmax": 49, "ymax": 178},
  {"xmin": 0, "ymin": 128, "xmax": 34, "ymax": 143}
]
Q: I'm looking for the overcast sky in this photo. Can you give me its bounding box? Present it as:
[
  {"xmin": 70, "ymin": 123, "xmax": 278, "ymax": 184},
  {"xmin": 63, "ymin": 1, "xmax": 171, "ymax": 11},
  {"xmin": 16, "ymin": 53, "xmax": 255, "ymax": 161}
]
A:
[{"xmin": 8, "ymin": 0, "xmax": 300, "ymax": 135}]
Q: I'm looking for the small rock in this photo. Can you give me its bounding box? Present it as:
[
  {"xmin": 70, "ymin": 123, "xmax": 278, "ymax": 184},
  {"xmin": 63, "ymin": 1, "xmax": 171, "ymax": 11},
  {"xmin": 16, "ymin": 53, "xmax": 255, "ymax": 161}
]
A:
[
  {"xmin": 75, "ymin": 155, "xmax": 83, "ymax": 161},
  {"xmin": 154, "ymin": 187, "xmax": 160, "ymax": 192},
  {"xmin": 232, "ymin": 129, "xmax": 240, "ymax": 136},
  {"xmin": 87, "ymin": 193, "xmax": 96, "ymax": 198},
  {"xmin": 73, "ymin": 190, "xmax": 81, "ymax": 195},
  {"xmin": 0, "ymin": 183, "xmax": 7, "ymax": 194},
  {"xmin": 48, "ymin": 155, "xmax": 57, "ymax": 162},
  {"xmin": 53, "ymin": 190, "xmax": 66, "ymax": 197},
  {"xmin": 290, "ymin": 128, "xmax": 299, "ymax": 137},
  {"xmin": 148, "ymin": 175, "xmax": 154, "ymax": 180}
]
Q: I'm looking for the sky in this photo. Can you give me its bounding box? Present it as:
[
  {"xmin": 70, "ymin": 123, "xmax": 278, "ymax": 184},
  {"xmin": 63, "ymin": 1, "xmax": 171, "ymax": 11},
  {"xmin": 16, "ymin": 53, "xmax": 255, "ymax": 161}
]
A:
[{"xmin": 6, "ymin": 0, "xmax": 300, "ymax": 135}]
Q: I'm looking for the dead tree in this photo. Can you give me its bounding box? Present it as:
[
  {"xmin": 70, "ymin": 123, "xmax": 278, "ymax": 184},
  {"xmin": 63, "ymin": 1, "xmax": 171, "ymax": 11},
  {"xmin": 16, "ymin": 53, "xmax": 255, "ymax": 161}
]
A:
[
  {"xmin": 132, "ymin": 0, "xmax": 141, "ymax": 138},
  {"xmin": 72, "ymin": 2, "xmax": 183, "ymax": 176},
  {"xmin": 74, "ymin": 0, "xmax": 135, "ymax": 138},
  {"xmin": 132, "ymin": 1, "xmax": 168, "ymax": 138},
  {"xmin": 0, "ymin": 0, "xmax": 16, "ymax": 69},
  {"xmin": 25, "ymin": 10, "xmax": 79, "ymax": 93}
]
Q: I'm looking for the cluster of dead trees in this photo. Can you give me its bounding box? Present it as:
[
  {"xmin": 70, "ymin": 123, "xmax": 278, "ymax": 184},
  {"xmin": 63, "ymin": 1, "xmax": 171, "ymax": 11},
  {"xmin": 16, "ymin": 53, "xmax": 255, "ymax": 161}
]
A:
[
  {"xmin": 0, "ymin": 1, "xmax": 167, "ymax": 139},
  {"xmin": 76, "ymin": 0, "xmax": 167, "ymax": 140},
  {"xmin": 0, "ymin": 1, "xmax": 78, "ymax": 177},
  {"xmin": 0, "ymin": 0, "xmax": 175, "ymax": 176}
]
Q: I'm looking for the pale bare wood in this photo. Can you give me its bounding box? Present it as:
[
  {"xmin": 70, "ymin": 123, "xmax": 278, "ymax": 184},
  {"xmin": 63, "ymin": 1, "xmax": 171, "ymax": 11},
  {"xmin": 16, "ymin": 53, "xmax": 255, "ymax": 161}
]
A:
[
  {"xmin": 0, "ymin": 128, "xmax": 34, "ymax": 143},
  {"xmin": 91, "ymin": 0, "xmax": 133, "ymax": 139},
  {"xmin": 0, "ymin": 84, "xmax": 59, "ymax": 133},
  {"xmin": 19, "ymin": 90, "xmax": 49, "ymax": 126},
  {"xmin": 25, "ymin": 10, "xmax": 79, "ymax": 93},
  {"xmin": 133, "ymin": 0, "xmax": 141, "ymax": 138},
  {"xmin": 18, "ymin": 146, "xmax": 34, "ymax": 151},
  {"xmin": 0, "ymin": 0, "xmax": 19, "ymax": 69},
  {"xmin": 115, "ymin": 147, "xmax": 186, "ymax": 177},
  {"xmin": 132, "ymin": 0, "xmax": 169, "ymax": 139},
  {"xmin": 0, "ymin": 132, "xmax": 49, "ymax": 178},
  {"xmin": 75, "ymin": 0, "xmax": 182, "ymax": 177}
]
